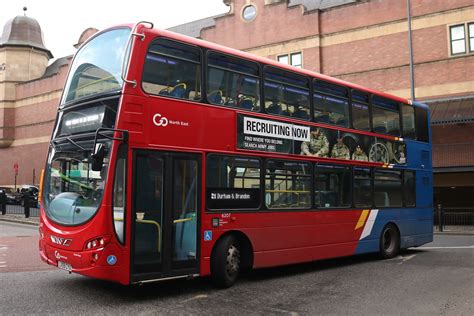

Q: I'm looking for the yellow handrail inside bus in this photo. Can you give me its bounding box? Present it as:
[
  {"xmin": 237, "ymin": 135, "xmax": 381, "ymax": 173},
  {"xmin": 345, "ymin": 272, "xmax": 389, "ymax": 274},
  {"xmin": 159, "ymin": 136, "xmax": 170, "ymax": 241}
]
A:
[
  {"xmin": 173, "ymin": 217, "xmax": 193, "ymax": 224},
  {"xmin": 136, "ymin": 219, "xmax": 161, "ymax": 253}
]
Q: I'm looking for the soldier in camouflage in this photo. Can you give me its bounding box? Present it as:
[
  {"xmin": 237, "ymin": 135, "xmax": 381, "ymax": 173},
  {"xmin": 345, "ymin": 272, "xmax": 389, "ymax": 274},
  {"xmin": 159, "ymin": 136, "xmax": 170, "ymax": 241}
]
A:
[
  {"xmin": 331, "ymin": 138, "xmax": 350, "ymax": 160},
  {"xmin": 352, "ymin": 145, "xmax": 368, "ymax": 161},
  {"xmin": 301, "ymin": 128, "xmax": 329, "ymax": 157}
]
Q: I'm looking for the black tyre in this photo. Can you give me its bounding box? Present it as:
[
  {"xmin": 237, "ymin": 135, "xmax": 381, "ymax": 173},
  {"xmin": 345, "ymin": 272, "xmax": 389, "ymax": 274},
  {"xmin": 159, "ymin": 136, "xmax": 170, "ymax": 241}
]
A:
[
  {"xmin": 379, "ymin": 223, "xmax": 400, "ymax": 259},
  {"xmin": 211, "ymin": 234, "xmax": 241, "ymax": 288}
]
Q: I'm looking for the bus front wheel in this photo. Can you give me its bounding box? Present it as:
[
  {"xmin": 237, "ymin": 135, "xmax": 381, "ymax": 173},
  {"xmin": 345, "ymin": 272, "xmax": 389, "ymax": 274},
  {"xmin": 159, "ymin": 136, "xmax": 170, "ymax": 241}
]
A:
[
  {"xmin": 211, "ymin": 234, "xmax": 241, "ymax": 288},
  {"xmin": 379, "ymin": 223, "xmax": 400, "ymax": 259}
]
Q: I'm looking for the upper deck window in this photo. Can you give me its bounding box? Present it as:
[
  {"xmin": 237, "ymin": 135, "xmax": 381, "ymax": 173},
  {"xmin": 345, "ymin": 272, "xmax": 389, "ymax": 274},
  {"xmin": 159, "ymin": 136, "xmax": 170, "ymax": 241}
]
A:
[
  {"xmin": 402, "ymin": 104, "xmax": 416, "ymax": 139},
  {"xmin": 62, "ymin": 28, "xmax": 131, "ymax": 105},
  {"xmin": 415, "ymin": 106, "xmax": 430, "ymax": 142},
  {"xmin": 313, "ymin": 80, "xmax": 350, "ymax": 127},
  {"xmin": 351, "ymin": 90, "xmax": 370, "ymax": 131},
  {"xmin": 142, "ymin": 38, "xmax": 201, "ymax": 101},
  {"xmin": 372, "ymin": 96, "xmax": 400, "ymax": 136},
  {"xmin": 264, "ymin": 67, "xmax": 310, "ymax": 120},
  {"xmin": 207, "ymin": 52, "xmax": 260, "ymax": 111}
]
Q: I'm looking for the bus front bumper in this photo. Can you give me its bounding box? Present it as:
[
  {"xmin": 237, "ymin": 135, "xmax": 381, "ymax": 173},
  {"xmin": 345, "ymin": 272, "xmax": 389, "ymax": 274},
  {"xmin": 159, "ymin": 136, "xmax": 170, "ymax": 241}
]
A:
[{"xmin": 39, "ymin": 240, "xmax": 129, "ymax": 284}]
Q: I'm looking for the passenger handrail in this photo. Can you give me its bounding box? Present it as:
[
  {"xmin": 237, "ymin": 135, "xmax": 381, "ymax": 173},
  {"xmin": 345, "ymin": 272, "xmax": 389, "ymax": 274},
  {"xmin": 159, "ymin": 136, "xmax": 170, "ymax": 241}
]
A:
[{"xmin": 121, "ymin": 21, "xmax": 154, "ymax": 87}]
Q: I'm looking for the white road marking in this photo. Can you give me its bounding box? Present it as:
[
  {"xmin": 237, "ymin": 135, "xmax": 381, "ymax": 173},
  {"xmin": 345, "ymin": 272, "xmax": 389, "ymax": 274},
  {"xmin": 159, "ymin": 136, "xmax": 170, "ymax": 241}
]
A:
[
  {"xmin": 180, "ymin": 294, "xmax": 208, "ymax": 303},
  {"xmin": 418, "ymin": 245, "xmax": 474, "ymax": 249},
  {"xmin": 398, "ymin": 254, "xmax": 416, "ymax": 265}
]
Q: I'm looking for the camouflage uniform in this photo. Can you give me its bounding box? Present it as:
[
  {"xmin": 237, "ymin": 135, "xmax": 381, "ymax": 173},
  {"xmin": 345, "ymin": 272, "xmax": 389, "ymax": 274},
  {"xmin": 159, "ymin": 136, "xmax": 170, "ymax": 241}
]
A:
[
  {"xmin": 301, "ymin": 130, "xmax": 329, "ymax": 157},
  {"xmin": 331, "ymin": 141, "xmax": 350, "ymax": 160},
  {"xmin": 352, "ymin": 146, "xmax": 368, "ymax": 161}
]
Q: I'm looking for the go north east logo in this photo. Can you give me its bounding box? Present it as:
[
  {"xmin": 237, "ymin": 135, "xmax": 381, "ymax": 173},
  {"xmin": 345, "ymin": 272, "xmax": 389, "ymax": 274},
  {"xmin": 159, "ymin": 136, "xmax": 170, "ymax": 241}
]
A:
[
  {"xmin": 153, "ymin": 113, "xmax": 169, "ymax": 127},
  {"xmin": 153, "ymin": 113, "xmax": 190, "ymax": 127}
]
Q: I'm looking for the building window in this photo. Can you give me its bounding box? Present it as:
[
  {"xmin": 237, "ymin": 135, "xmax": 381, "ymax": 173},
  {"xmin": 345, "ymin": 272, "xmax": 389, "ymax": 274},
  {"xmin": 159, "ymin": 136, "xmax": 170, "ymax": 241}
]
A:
[
  {"xmin": 450, "ymin": 24, "xmax": 466, "ymax": 55},
  {"xmin": 469, "ymin": 23, "xmax": 474, "ymax": 52},
  {"xmin": 242, "ymin": 5, "xmax": 257, "ymax": 22},
  {"xmin": 277, "ymin": 55, "xmax": 289, "ymax": 64},
  {"xmin": 290, "ymin": 53, "xmax": 302, "ymax": 68},
  {"xmin": 277, "ymin": 52, "xmax": 302, "ymax": 68}
]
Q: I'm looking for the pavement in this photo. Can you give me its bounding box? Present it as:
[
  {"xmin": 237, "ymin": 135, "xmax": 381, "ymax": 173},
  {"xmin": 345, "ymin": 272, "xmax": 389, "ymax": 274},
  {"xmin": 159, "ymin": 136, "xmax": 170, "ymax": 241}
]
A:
[
  {"xmin": 0, "ymin": 213, "xmax": 40, "ymax": 226},
  {"xmin": 1, "ymin": 213, "xmax": 473, "ymax": 234}
]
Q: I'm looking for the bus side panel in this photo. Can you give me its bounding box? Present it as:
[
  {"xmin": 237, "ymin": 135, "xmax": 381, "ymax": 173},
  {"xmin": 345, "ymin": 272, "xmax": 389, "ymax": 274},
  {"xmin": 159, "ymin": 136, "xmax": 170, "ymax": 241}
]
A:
[
  {"xmin": 354, "ymin": 206, "xmax": 433, "ymax": 255},
  {"xmin": 200, "ymin": 210, "xmax": 368, "ymax": 271}
]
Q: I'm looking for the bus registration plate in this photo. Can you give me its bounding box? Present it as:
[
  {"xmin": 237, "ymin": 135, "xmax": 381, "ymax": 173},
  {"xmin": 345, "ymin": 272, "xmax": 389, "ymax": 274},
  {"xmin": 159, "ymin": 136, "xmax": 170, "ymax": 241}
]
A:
[{"xmin": 58, "ymin": 261, "xmax": 72, "ymax": 272}]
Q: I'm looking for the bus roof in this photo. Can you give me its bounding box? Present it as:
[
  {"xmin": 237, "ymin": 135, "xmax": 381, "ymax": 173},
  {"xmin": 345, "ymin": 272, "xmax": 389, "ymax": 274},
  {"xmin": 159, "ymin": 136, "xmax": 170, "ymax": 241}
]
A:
[
  {"xmin": 93, "ymin": 22, "xmax": 414, "ymax": 107},
  {"xmin": 151, "ymin": 26, "xmax": 412, "ymax": 106}
]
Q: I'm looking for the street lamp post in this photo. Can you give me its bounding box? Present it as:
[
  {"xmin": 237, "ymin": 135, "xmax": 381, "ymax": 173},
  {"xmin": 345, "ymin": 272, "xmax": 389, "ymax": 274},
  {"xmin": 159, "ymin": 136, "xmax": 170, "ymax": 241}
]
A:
[{"xmin": 407, "ymin": 0, "xmax": 415, "ymax": 101}]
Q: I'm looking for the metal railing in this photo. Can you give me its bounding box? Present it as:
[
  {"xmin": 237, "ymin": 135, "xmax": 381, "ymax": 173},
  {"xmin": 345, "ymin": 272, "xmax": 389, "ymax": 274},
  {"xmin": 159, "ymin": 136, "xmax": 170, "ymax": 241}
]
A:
[
  {"xmin": 434, "ymin": 205, "xmax": 474, "ymax": 232},
  {"xmin": 0, "ymin": 193, "xmax": 39, "ymax": 217}
]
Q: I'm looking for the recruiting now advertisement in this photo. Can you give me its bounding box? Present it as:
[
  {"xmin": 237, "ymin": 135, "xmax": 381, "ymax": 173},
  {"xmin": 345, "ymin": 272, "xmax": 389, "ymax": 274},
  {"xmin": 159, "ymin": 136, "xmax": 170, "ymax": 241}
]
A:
[
  {"xmin": 237, "ymin": 114, "xmax": 310, "ymax": 153},
  {"xmin": 236, "ymin": 114, "xmax": 408, "ymax": 164}
]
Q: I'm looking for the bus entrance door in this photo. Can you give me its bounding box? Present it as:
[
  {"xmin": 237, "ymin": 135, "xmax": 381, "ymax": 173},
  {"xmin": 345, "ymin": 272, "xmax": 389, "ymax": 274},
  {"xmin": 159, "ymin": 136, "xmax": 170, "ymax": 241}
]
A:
[{"xmin": 131, "ymin": 151, "xmax": 200, "ymax": 282}]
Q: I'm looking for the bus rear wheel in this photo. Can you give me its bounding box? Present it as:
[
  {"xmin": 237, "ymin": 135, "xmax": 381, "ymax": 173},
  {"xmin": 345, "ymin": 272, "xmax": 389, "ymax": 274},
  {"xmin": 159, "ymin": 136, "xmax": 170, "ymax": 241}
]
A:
[
  {"xmin": 379, "ymin": 223, "xmax": 400, "ymax": 259},
  {"xmin": 211, "ymin": 234, "xmax": 241, "ymax": 288}
]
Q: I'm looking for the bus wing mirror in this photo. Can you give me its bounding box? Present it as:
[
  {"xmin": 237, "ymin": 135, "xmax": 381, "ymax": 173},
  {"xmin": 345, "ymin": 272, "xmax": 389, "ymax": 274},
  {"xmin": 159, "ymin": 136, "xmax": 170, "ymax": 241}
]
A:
[{"xmin": 91, "ymin": 143, "xmax": 106, "ymax": 172}]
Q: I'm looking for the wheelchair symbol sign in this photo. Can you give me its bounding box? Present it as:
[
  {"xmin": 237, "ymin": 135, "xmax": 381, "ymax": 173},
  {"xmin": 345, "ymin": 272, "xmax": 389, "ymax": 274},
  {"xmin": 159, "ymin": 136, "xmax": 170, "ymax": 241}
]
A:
[{"xmin": 204, "ymin": 230, "xmax": 212, "ymax": 241}]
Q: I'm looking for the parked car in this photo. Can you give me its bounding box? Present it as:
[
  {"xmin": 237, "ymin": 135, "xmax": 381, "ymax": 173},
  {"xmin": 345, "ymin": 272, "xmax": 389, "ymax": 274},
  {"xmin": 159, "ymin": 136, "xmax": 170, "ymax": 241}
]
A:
[
  {"xmin": 0, "ymin": 187, "xmax": 19, "ymax": 205},
  {"xmin": 19, "ymin": 185, "xmax": 39, "ymax": 208}
]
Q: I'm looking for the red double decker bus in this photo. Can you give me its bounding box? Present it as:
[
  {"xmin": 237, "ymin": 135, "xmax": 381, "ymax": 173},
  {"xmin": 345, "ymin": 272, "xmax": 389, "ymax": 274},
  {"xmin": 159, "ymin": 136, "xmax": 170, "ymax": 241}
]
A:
[{"xmin": 39, "ymin": 22, "xmax": 433, "ymax": 287}]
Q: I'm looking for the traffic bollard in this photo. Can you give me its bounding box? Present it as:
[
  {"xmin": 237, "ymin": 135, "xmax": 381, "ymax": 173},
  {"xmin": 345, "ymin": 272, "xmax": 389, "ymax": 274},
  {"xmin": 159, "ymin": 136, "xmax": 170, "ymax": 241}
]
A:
[{"xmin": 437, "ymin": 204, "xmax": 443, "ymax": 232}]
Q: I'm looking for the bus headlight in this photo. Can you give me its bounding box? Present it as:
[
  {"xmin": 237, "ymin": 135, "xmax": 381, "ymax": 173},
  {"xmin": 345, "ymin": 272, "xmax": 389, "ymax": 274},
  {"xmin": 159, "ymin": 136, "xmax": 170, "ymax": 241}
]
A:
[{"xmin": 85, "ymin": 237, "xmax": 106, "ymax": 250}]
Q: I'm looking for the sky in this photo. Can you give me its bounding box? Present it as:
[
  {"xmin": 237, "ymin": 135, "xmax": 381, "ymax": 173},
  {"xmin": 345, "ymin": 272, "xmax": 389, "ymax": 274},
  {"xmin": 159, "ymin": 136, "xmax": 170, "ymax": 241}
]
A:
[{"xmin": 0, "ymin": 0, "xmax": 229, "ymax": 61}]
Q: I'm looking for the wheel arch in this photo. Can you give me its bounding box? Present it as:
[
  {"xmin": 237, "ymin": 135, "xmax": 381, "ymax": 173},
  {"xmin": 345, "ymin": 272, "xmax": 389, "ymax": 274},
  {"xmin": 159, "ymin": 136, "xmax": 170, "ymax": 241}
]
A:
[
  {"xmin": 212, "ymin": 230, "xmax": 254, "ymax": 271},
  {"xmin": 382, "ymin": 221, "xmax": 401, "ymax": 237}
]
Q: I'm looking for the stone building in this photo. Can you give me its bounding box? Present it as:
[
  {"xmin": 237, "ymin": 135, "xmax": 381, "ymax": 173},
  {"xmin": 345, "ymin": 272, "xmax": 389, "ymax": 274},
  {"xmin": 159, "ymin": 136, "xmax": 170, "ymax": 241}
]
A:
[{"xmin": 0, "ymin": 0, "xmax": 473, "ymax": 208}]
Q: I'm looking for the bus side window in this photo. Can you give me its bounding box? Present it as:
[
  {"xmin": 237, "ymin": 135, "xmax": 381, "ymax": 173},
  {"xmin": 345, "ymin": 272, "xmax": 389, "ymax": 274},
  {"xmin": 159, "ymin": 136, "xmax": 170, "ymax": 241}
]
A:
[
  {"xmin": 142, "ymin": 38, "xmax": 201, "ymax": 101},
  {"xmin": 353, "ymin": 167, "xmax": 372, "ymax": 208},
  {"xmin": 404, "ymin": 170, "xmax": 416, "ymax": 207},
  {"xmin": 313, "ymin": 80, "xmax": 349, "ymax": 127},
  {"xmin": 207, "ymin": 52, "xmax": 260, "ymax": 111},
  {"xmin": 206, "ymin": 155, "xmax": 261, "ymax": 210},
  {"xmin": 264, "ymin": 67, "xmax": 310, "ymax": 120},
  {"xmin": 372, "ymin": 96, "xmax": 400, "ymax": 136},
  {"xmin": 373, "ymin": 169, "xmax": 402, "ymax": 207},
  {"xmin": 265, "ymin": 160, "xmax": 311, "ymax": 209},
  {"xmin": 351, "ymin": 90, "xmax": 370, "ymax": 131},
  {"xmin": 402, "ymin": 104, "xmax": 416, "ymax": 139},
  {"xmin": 415, "ymin": 107, "xmax": 430, "ymax": 142},
  {"xmin": 113, "ymin": 145, "xmax": 127, "ymax": 244},
  {"xmin": 314, "ymin": 164, "xmax": 351, "ymax": 208}
]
